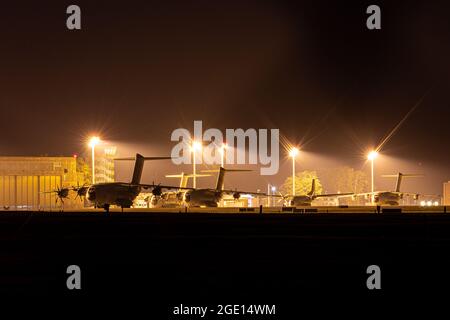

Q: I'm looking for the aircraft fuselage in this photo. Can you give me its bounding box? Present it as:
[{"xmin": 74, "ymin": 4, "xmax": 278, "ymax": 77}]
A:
[
  {"xmin": 86, "ymin": 183, "xmax": 141, "ymax": 209},
  {"xmin": 374, "ymin": 192, "xmax": 402, "ymax": 205},
  {"xmin": 151, "ymin": 191, "xmax": 184, "ymax": 208},
  {"xmin": 286, "ymin": 195, "xmax": 313, "ymax": 206},
  {"xmin": 183, "ymin": 189, "xmax": 222, "ymax": 207}
]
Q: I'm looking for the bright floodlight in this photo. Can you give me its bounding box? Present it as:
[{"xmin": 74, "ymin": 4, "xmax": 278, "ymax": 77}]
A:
[
  {"xmin": 88, "ymin": 136, "xmax": 101, "ymax": 148},
  {"xmin": 219, "ymin": 143, "xmax": 228, "ymax": 153},
  {"xmin": 367, "ymin": 150, "xmax": 378, "ymax": 161},
  {"xmin": 289, "ymin": 147, "xmax": 299, "ymax": 158},
  {"xmin": 271, "ymin": 186, "xmax": 276, "ymax": 192},
  {"xmin": 191, "ymin": 141, "xmax": 202, "ymax": 151}
]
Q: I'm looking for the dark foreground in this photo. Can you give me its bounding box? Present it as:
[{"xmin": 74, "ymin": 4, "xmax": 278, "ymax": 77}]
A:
[{"xmin": 1, "ymin": 211, "xmax": 450, "ymax": 314}]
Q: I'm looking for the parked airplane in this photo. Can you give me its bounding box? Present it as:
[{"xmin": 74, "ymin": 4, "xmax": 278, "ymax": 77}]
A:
[
  {"xmin": 150, "ymin": 172, "xmax": 210, "ymax": 208},
  {"xmin": 280, "ymin": 179, "xmax": 353, "ymax": 206},
  {"xmin": 354, "ymin": 173, "xmax": 423, "ymax": 205},
  {"xmin": 84, "ymin": 154, "xmax": 173, "ymax": 211},
  {"xmin": 181, "ymin": 167, "xmax": 265, "ymax": 207}
]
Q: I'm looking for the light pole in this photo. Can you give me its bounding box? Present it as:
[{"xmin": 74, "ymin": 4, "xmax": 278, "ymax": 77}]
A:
[
  {"xmin": 88, "ymin": 136, "xmax": 100, "ymax": 184},
  {"xmin": 367, "ymin": 150, "xmax": 378, "ymax": 204},
  {"xmin": 220, "ymin": 143, "xmax": 228, "ymax": 168},
  {"xmin": 271, "ymin": 186, "xmax": 276, "ymax": 207},
  {"xmin": 219, "ymin": 143, "xmax": 228, "ymax": 189},
  {"xmin": 289, "ymin": 147, "xmax": 299, "ymax": 196},
  {"xmin": 191, "ymin": 141, "xmax": 202, "ymax": 189}
]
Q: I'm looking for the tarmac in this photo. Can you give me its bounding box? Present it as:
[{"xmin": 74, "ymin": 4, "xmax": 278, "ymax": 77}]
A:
[{"xmin": 1, "ymin": 208, "xmax": 449, "ymax": 313}]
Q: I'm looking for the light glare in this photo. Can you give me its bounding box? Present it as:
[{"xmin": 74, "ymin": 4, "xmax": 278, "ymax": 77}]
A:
[
  {"xmin": 367, "ymin": 150, "xmax": 378, "ymax": 161},
  {"xmin": 88, "ymin": 136, "xmax": 101, "ymax": 148},
  {"xmin": 191, "ymin": 141, "xmax": 202, "ymax": 151},
  {"xmin": 289, "ymin": 147, "xmax": 299, "ymax": 158}
]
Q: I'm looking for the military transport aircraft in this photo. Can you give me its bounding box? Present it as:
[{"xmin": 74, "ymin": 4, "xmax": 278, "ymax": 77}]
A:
[
  {"xmin": 181, "ymin": 167, "xmax": 266, "ymax": 207},
  {"xmin": 353, "ymin": 172, "xmax": 423, "ymax": 205},
  {"xmin": 150, "ymin": 172, "xmax": 211, "ymax": 208},
  {"xmin": 46, "ymin": 154, "xmax": 266, "ymax": 211},
  {"xmin": 85, "ymin": 154, "xmax": 175, "ymax": 211},
  {"xmin": 45, "ymin": 154, "xmax": 177, "ymax": 212},
  {"xmin": 279, "ymin": 179, "xmax": 353, "ymax": 206}
]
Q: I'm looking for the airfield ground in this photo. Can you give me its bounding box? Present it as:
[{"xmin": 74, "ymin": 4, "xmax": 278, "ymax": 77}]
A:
[{"xmin": 1, "ymin": 209, "xmax": 450, "ymax": 313}]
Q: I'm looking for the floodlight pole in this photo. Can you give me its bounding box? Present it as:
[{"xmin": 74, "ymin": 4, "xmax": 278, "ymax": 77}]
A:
[
  {"xmin": 292, "ymin": 156, "xmax": 296, "ymax": 196},
  {"xmin": 371, "ymin": 158, "xmax": 374, "ymax": 204},
  {"xmin": 91, "ymin": 145, "xmax": 96, "ymax": 184},
  {"xmin": 193, "ymin": 150, "xmax": 196, "ymax": 189}
]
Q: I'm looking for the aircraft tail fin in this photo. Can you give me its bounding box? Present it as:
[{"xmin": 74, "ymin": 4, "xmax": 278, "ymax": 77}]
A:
[
  {"xmin": 166, "ymin": 172, "xmax": 211, "ymax": 188},
  {"xmin": 307, "ymin": 179, "xmax": 316, "ymax": 197},
  {"xmin": 216, "ymin": 167, "xmax": 226, "ymax": 191},
  {"xmin": 115, "ymin": 154, "xmax": 172, "ymax": 185}
]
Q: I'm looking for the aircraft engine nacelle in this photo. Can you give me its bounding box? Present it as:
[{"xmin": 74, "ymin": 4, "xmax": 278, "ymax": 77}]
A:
[
  {"xmin": 152, "ymin": 186, "xmax": 162, "ymax": 196},
  {"xmin": 233, "ymin": 192, "xmax": 241, "ymax": 200},
  {"xmin": 150, "ymin": 195, "xmax": 159, "ymax": 206},
  {"xmin": 184, "ymin": 192, "xmax": 191, "ymax": 202}
]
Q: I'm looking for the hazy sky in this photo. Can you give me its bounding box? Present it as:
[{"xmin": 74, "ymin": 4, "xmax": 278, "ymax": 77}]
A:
[{"xmin": 0, "ymin": 1, "xmax": 449, "ymax": 194}]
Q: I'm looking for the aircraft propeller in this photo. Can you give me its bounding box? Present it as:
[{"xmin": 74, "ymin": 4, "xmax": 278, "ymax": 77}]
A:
[
  {"xmin": 41, "ymin": 185, "xmax": 70, "ymax": 207},
  {"xmin": 73, "ymin": 182, "xmax": 88, "ymax": 201},
  {"xmin": 152, "ymin": 183, "xmax": 163, "ymax": 196}
]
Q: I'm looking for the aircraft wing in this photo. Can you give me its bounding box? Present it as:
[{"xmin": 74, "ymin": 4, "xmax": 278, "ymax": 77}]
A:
[
  {"xmin": 350, "ymin": 192, "xmax": 375, "ymax": 197},
  {"xmin": 136, "ymin": 184, "xmax": 267, "ymax": 195},
  {"xmin": 314, "ymin": 192, "xmax": 354, "ymax": 198},
  {"xmin": 400, "ymin": 192, "xmax": 420, "ymax": 196},
  {"xmin": 352, "ymin": 191, "xmax": 425, "ymax": 197},
  {"xmin": 221, "ymin": 189, "xmax": 267, "ymax": 196},
  {"xmin": 137, "ymin": 183, "xmax": 195, "ymax": 191}
]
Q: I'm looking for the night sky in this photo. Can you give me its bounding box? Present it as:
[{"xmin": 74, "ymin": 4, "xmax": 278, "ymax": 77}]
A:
[{"xmin": 0, "ymin": 0, "xmax": 449, "ymax": 194}]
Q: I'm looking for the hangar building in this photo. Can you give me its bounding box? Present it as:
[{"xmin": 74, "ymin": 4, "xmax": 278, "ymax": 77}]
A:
[
  {"xmin": 444, "ymin": 181, "xmax": 450, "ymax": 206},
  {"xmin": 0, "ymin": 156, "xmax": 80, "ymax": 210}
]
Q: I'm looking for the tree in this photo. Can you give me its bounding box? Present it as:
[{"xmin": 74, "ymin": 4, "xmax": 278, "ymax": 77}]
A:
[
  {"xmin": 76, "ymin": 156, "xmax": 92, "ymax": 185},
  {"xmin": 280, "ymin": 170, "xmax": 323, "ymax": 196},
  {"xmin": 318, "ymin": 166, "xmax": 369, "ymax": 194}
]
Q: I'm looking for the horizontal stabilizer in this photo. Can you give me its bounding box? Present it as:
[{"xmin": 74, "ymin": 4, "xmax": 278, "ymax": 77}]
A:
[
  {"xmin": 165, "ymin": 174, "xmax": 211, "ymax": 178},
  {"xmin": 115, "ymin": 156, "xmax": 172, "ymax": 161},
  {"xmin": 382, "ymin": 174, "xmax": 424, "ymax": 178},
  {"xmin": 201, "ymin": 168, "xmax": 252, "ymax": 173},
  {"xmin": 382, "ymin": 172, "xmax": 424, "ymax": 192},
  {"xmin": 114, "ymin": 153, "xmax": 172, "ymax": 185}
]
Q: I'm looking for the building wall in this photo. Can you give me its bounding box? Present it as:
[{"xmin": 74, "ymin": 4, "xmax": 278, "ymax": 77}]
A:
[
  {"xmin": 0, "ymin": 156, "xmax": 80, "ymax": 210},
  {"xmin": 444, "ymin": 181, "xmax": 450, "ymax": 206},
  {"xmin": 94, "ymin": 145, "xmax": 116, "ymax": 183}
]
